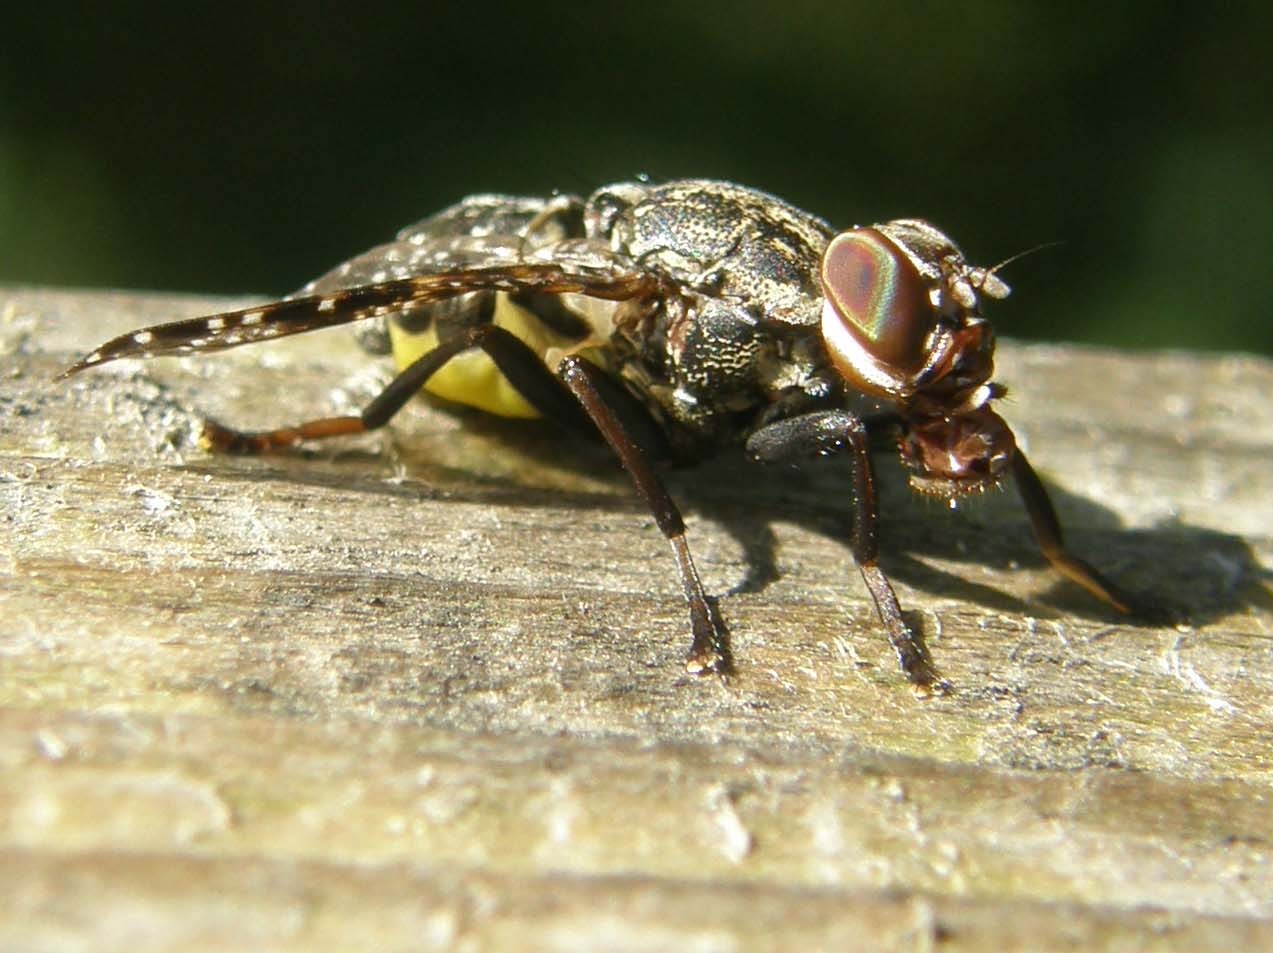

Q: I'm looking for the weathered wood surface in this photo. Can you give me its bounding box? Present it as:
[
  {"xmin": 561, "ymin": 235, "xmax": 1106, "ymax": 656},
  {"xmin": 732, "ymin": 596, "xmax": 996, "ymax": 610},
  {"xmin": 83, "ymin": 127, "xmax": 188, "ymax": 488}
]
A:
[{"xmin": 2, "ymin": 286, "xmax": 1271, "ymax": 951}]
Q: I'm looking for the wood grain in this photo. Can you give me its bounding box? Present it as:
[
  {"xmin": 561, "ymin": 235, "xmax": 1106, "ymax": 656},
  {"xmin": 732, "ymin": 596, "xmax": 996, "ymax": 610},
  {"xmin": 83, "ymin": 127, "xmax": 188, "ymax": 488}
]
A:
[{"xmin": 3, "ymin": 287, "xmax": 1271, "ymax": 951}]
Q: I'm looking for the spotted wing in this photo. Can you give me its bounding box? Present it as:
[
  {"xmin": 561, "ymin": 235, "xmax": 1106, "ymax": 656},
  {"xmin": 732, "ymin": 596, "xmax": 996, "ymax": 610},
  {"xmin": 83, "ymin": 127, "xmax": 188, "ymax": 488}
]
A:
[{"xmin": 60, "ymin": 251, "xmax": 664, "ymax": 378}]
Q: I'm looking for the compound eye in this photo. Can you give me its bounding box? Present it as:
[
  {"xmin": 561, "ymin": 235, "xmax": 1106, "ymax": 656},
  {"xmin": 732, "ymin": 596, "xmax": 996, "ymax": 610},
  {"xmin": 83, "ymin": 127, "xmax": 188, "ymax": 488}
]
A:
[{"xmin": 820, "ymin": 228, "xmax": 935, "ymax": 382}]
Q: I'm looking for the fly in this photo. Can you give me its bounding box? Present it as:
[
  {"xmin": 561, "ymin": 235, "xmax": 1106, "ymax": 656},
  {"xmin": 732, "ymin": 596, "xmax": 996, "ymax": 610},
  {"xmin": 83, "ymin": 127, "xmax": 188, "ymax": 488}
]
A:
[{"xmin": 61, "ymin": 179, "xmax": 1156, "ymax": 695}]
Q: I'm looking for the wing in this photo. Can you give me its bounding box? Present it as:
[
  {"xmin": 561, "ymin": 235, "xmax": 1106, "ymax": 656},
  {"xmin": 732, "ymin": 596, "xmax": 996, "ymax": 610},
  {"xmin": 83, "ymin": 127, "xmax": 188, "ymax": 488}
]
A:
[{"xmin": 60, "ymin": 249, "xmax": 667, "ymax": 379}]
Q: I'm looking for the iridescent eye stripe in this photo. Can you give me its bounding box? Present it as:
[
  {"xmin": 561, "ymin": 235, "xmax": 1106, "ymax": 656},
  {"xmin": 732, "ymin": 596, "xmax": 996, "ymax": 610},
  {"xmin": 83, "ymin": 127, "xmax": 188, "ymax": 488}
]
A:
[
  {"xmin": 823, "ymin": 229, "xmax": 900, "ymax": 348},
  {"xmin": 819, "ymin": 228, "xmax": 932, "ymax": 392}
]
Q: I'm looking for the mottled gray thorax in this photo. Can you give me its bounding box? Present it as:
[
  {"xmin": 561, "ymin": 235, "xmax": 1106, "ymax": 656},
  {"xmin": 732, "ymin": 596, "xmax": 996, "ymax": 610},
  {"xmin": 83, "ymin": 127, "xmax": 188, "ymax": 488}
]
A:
[{"xmin": 588, "ymin": 180, "xmax": 843, "ymax": 453}]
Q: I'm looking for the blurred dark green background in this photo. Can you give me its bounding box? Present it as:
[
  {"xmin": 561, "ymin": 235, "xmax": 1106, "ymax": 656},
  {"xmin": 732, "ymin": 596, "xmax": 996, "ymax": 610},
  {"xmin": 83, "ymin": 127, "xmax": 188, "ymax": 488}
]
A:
[{"xmin": 3, "ymin": 3, "xmax": 1269, "ymax": 354}]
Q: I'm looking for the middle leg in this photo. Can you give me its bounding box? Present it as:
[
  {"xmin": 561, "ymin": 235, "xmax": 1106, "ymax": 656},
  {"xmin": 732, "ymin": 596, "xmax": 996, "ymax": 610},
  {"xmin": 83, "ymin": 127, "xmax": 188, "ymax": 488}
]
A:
[{"xmin": 557, "ymin": 356, "xmax": 730, "ymax": 676}]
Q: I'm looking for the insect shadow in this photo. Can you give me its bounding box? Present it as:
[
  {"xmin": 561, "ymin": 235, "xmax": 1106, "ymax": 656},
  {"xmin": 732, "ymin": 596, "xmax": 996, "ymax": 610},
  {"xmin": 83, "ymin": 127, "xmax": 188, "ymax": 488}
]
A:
[
  {"xmin": 196, "ymin": 401, "xmax": 1268, "ymax": 652},
  {"xmin": 676, "ymin": 447, "xmax": 1268, "ymax": 632}
]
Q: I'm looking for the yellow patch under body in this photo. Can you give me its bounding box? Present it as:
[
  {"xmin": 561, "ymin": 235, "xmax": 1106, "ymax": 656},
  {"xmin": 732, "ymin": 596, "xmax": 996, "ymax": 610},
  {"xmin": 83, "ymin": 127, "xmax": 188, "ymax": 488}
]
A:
[{"xmin": 389, "ymin": 293, "xmax": 584, "ymax": 420}]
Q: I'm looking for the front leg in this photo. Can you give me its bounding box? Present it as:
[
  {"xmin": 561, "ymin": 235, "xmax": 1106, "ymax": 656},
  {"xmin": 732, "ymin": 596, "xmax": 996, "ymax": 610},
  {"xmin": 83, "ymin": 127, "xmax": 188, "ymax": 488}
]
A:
[
  {"xmin": 1010, "ymin": 451, "xmax": 1172, "ymax": 623},
  {"xmin": 746, "ymin": 411, "xmax": 948, "ymax": 695}
]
